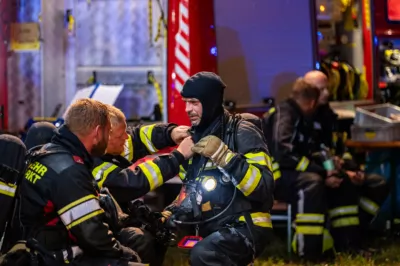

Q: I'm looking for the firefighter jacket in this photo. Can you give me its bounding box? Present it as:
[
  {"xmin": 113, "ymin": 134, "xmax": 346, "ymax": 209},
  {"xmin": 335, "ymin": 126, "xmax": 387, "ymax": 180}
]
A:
[
  {"xmin": 92, "ymin": 123, "xmax": 183, "ymax": 205},
  {"xmin": 19, "ymin": 125, "xmax": 125, "ymax": 258},
  {"xmin": 121, "ymin": 123, "xmax": 178, "ymax": 163},
  {"xmin": 93, "ymin": 151, "xmax": 184, "ymax": 205},
  {"xmin": 176, "ymin": 111, "xmax": 274, "ymax": 233},
  {"xmin": 312, "ymin": 104, "xmax": 359, "ymax": 171},
  {"xmin": 263, "ymin": 99, "xmax": 327, "ymax": 176}
]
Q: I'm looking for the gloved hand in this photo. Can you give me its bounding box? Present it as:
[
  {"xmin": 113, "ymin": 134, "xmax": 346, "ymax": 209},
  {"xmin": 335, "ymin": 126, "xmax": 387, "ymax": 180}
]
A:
[
  {"xmin": 192, "ymin": 135, "xmax": 235, "ymax": 167},
  {"xmin": 160, "ymin": 210, "xmax": 172, "ymax": 223},
  {"xmin": 120, "ymin": 245, "xmax": 142, "ymax": 262}
]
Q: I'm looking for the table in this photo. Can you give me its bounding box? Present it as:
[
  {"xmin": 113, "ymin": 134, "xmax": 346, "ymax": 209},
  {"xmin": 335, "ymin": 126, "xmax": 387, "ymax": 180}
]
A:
[{"xmin": 346, "ymin": 140, "xmax": 400, "ymax": 233}]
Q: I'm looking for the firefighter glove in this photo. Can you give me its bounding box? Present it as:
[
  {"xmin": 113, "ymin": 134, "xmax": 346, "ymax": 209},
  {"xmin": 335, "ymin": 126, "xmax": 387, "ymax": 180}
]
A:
[{"xmin": 192, "ymin": 135, "xmax": 234, "ymax": 167}]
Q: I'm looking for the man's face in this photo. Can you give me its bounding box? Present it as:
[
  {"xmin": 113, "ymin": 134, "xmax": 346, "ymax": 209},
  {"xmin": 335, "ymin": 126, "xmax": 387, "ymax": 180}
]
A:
[
  {"xmin": 91, "ymin": 121, "xmax": 111, "ymax": 157},
  {"xmin": 183, "ymin": 97, "xmax": 203, "ymax": 126},
  {"xmin": 106, "ymin": 122, "xmax": 129, "ymax": 155},
  {"xmin": 312, "ymin": 78, "xmax": 329, "ymax": 105},
  {"xmin": 301, "ymin": 99, "xmax": 318, "ymax": 116}
]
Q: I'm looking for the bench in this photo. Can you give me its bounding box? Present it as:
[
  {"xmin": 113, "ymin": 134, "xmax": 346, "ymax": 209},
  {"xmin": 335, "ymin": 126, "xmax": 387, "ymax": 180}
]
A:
[{"xmin": 271, "ymin": 201, "xmax": 292, "ymax": 254}]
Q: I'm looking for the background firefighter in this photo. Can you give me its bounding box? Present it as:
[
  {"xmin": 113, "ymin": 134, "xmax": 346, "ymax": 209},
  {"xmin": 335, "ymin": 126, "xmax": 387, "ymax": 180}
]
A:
[
  {"xmin": 263, "ymin": 78, "xmax": 332, "ymax": 261},
  {"xmin": 304, "ymin": 70, "xmax": 389, "ymax": 253}
]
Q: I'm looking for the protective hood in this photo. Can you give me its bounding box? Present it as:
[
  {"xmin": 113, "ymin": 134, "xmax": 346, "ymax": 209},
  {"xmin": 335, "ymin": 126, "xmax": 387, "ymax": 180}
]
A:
[{"xmin": 181, "ymin": 72, "xmax": 226, "ymax": 132}]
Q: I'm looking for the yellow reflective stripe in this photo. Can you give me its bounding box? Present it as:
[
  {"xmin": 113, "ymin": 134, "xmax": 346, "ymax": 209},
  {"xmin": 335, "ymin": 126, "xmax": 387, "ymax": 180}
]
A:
[
  {"xmin": 238, "ymin": 212, "xmax": 272, "ymax": 228},
  {"xmin": 273, "ymin": 170, "xmax": 281, "ymax": 180},
  {"xmin": 188, "ymin": 158, "xmax": 193, "ymax": 165},
  {"xmin": 331, "ymin": 217, "xmax": 360, "ymax": 228},
  {"xmin": 245, "ymin": 151, "xmax": 272, "ymax": 170},
  {"xmin": 204, "ymin": 160, "xmax": 216, "ymax": 170},
  {"xmin": 92, "ymin": 162, "xmax": 118, "ymax": 189},
  {"xmin": 329, "ymin": 205, "xmax": 358, "ymax": 218},
  {"xmin": 342, "ymin": 152, "xmax": 352, "ymax": 160},
  {"xmin": 272, "ymin": 162, "xmax": 279, "ymax": 171},
  {"xmin": 139, "ymin": 125, "xmax": 158, "ymax": 154},
  {"xmin": 178, "ymin": 165, "xmax": 186, "ymax": 180},
  {"xmin": 359, "ymin": 197, "xmax": 379, "ymax": 216},
  {"xmin": 0, "ymin": 181, "xmax": 17, "ymax": 197},
  {"xmin": 224, "ymin": 151, "xmax": 235, "ymax": 165},
  {"xmin": 322, "ymin": 229, "xmax": 334, "ymax": 252},
  {"xmin": 138, "ymin": 160, "xmax": 163, "ymax": 191},
  {"xmin": 236, "ymin": 165, "xmax": 262, "ymax": 196},
  {"xmin": 296, "ymin": 225, "xmax": 324, "ymax": 235},
  {"xmin": 58, "ymin": 194, "xmax": 97, "ymax": 214},
  {"xmin": 268, "ymin": 107, "xmax": 276, "ymax": 114},
  {"xmin": 122, "ymin": 135, "xmax": 134, "ymax": 161},
  {"xmin": 395, "ymin": 219, "xmax": 400, "ymax": 224},
  {"xmin": 296, "ymin": 213, "xmax": 324, "ymax": 223},
  {"xmin": 66, "ymin": 210, "xmax": 104, "ymax": 230},
  {"xmin": 295, "ymin": 157, "xmax": 309, "ymax": 172},
  {"xmin": 58, "ymin": 195, "xmax": 104, "ymax": 229}
]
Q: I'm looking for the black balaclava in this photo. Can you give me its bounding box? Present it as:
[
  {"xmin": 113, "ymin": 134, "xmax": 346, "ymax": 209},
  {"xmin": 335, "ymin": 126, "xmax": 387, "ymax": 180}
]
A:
[
  {"xmin": 24, "ymin": 122, "xmax": 56, "ymax": 150},
  {"xmin": 180, "ymin": 72, "xmax": 226, "ymax": 133}
]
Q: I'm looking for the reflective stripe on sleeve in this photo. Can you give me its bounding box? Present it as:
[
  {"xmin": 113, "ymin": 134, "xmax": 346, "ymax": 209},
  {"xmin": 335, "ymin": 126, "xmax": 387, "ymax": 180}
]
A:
[
  {"xmin": 0, "ymin": 181, "xmax": 17, "ymax": 197},
  {"xmin": 139, "ymin": 125, "xmax": 158, "ymax": 153},
  {"xmin": 138, "ymin": 160, "xmax": 163, "ymax": 190},
  {"xmin": 58, "ymin": 195, "xmax": 104, "ymax": 230},
  {"xmin": 236, "ymin": 165, "xmax": 262, "ymax": 196}
]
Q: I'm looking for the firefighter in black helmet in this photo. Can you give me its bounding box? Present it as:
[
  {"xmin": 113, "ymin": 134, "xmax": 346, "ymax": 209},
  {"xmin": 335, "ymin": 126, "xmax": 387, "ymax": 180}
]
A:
[{"xmin": 167, "ymin": 72, "xmax": 274, "ymax": 266}]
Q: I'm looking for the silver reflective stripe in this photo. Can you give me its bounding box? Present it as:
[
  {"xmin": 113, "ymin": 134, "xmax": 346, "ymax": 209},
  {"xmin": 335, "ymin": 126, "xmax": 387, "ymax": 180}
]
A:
[
  {"xmin": 140, "ymin": 162, "xmax": 162, "ymax": 188},
  {"xmin": 60, "ymin": 199, "xmax": 102, "ymax": 226},
  {"xmin": 296, "ymin": 214, "xmax": 324, "ymax": 223},
  {"xmin": 359, "ymin": 197, "xmax": 379, "ymax": 215},
  {"xmin": 0, "ymin": 183, "xmax": 16, "ymax": 196},
  {"xmin": 329, "ymin": 206, "xmax": 358, "ymax": 218},
  {"xmin": 94, "ymin": 163, "xmax": 114, "ymax": 181},
  {"xmin": 143, "ymin": 127, "xmax": 156, "ymax": 153},
  {"xmin": 241, "ymin": 167, "xmax": 259, "ymax": 194}
]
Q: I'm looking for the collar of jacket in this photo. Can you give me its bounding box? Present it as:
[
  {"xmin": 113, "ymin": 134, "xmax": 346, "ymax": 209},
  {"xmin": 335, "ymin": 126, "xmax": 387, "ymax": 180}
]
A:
[
  {"xmin": 286, "ymin": 98, "xmax": 304, "ymax": 115},
  {"xmin": 191, "ymin": 109, "xmax": 230, "ymax": 143},
  {"xmin": 100, "ymin": 153, "xmax": 132, "ymax": 168},
  {"xmin": 51, "ymin": 125, "xmax": 94, "ymax": 168}
]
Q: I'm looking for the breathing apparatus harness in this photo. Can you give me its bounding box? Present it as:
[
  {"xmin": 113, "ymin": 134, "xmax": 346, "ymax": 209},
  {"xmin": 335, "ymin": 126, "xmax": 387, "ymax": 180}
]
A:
[
  {"xmin": 167, "ymin": 114, "xmax": 259, "ymax": 260},
  {"xmin": 170, "ymin": 114, "xmax": 241, "ymax": 227}
]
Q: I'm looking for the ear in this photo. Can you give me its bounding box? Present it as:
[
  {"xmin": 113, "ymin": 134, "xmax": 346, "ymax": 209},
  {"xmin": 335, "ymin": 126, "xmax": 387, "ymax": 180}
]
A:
[{"xmin": 93, "ymin": 125, "xmax": 101, "ymax": 142}]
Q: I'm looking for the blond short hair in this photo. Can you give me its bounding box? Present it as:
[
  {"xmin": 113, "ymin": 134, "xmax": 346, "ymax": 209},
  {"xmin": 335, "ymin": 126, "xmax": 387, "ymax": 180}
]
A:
[
  {"xmin": 64, "ymin": 98, "xmax": 110, "ymax": 136},
  {"xmin": 106, "ymin": 105, "xmax": 126, "ymax": 127}
]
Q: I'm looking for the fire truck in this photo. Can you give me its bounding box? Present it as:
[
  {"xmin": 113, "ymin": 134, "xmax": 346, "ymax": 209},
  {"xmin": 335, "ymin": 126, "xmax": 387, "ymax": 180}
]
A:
[{"xmin": 0, "ymin": 0, "xmax": 383, "ymax": 132}]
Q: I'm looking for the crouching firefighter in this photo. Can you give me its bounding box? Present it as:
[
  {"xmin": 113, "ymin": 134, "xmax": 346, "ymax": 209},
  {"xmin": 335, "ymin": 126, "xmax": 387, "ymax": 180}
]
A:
[
  {"xmin": 14, "ymin": 99, "xmax": 146, "ymax": 266},
  {"xmin": 92, "ymin": 105, "xmax": 193, "ymax": 266},
  {"xmin": 166, "ymin": 72, "xmax": 274, "ymax": 266}
]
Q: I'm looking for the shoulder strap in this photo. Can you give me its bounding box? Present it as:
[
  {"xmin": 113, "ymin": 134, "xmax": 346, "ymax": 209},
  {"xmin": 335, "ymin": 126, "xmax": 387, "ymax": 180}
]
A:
[{"xmin": 225, "ymin": 114, "xmax": 242, "ymax": 153}]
